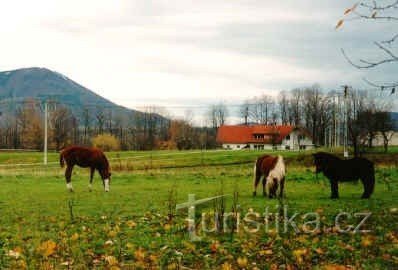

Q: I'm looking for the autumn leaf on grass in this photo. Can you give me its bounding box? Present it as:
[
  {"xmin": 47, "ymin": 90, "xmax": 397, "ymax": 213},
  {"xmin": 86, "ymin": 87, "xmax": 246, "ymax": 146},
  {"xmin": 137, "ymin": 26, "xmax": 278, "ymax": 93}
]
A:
[
  {"xmin": 126, "ymin": 220, "xmax": 137, "ymax": 229},
  {"xmin": 210, "ymin": 240, "xmax": 220, "ymax": 253},
  {"xmin": 259, "ymin": 249, "xmax": 273, "ymax": 256},
  {"xmin": 293, "ymin": 248, "xmax": 309, "ymax": 264},
  {"xmin": 323, "ymin": 265, "xmax": 350, "ymax": 270},
  {"xmin": 105, "ymin": 255, "xmax": 118, "ymax": 265},
  {"xmin": 237, "ymin": 257, "xmax": 248, "ymax": 268},
  {"xmin": 221, "ymin": 262, "xmax": 233, "ymax": 270},
  {"xmin": 134, "ymin": 247, "xmax": 146, "ymax": 262},
  {"xmin": 183, "ymin": 241, "xmax": 196, "ymax": 252},
  {"xmin": 8, "ymin": 247, "xmax": 23, "ymax": 259},
  {"xmin": 361, "ymin": 235, "xmax": 376, "ymax": 247},
  {"xmin": 70, "ymin": 233, "xmax": 79, "ymax": 241},
  {"xmin": 37, "ymin": 240, "xmax": 57, "ymax": 258}
]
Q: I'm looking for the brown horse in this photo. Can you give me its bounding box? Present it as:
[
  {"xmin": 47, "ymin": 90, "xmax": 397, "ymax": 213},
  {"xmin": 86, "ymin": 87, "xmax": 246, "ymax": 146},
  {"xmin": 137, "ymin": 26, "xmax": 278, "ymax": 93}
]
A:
[
  {"xmin": 60, "ymin": 146, "xmax": 111, "ymax": 192},
  {"xmin": 253, "ymin": 154, "xmax": 286, "ymax": 198}
]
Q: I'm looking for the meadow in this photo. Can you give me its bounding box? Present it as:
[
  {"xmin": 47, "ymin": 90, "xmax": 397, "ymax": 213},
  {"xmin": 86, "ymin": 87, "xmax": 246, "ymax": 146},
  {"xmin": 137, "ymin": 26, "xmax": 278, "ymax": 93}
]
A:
[{"xmin": 0, "ymin": 149, "xmax": 397, "ymax": 269}]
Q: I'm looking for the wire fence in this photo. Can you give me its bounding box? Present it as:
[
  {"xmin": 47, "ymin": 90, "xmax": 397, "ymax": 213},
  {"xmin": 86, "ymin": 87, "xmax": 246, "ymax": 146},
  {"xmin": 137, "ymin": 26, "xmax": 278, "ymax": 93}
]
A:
[{"xmin": 0, "ymin": 149, "xmax": 261, "ymax": 175}]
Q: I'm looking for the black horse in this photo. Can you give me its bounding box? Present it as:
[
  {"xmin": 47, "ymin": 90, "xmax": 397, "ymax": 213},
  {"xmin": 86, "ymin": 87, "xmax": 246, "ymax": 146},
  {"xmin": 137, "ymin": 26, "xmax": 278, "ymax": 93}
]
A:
[{"xmin": 313, "ymin": 152, "xmax": 375, "ymax": 199}]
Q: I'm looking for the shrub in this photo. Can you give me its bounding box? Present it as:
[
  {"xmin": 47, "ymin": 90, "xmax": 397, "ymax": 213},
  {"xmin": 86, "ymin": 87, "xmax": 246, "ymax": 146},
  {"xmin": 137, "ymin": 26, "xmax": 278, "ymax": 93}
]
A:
[{"xmin": 92, "ymin": 134, "xmax": 120, "ymax": 151}]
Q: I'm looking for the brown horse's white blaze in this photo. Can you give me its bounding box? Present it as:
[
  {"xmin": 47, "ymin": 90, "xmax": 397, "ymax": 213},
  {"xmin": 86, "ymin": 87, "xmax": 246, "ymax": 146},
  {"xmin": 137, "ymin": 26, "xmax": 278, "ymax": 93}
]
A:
[
  {"xmin": 253, "ymin": 155, "xmax": 286, "ymax": 198},
  {"xmin": 60, "ymin": 146, "xmax": 112, "ymax": 192}
]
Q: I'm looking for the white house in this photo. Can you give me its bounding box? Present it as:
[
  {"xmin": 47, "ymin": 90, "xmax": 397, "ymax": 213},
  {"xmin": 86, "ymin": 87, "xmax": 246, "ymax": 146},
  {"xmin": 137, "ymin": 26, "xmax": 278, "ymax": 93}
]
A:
[
  {"xmin": 372, "ymin": 131, "xmax": 398, "ymax": 146},
  {"xmin": 216, "ymin": 125, "xmax": 314, "ymax": 150}
]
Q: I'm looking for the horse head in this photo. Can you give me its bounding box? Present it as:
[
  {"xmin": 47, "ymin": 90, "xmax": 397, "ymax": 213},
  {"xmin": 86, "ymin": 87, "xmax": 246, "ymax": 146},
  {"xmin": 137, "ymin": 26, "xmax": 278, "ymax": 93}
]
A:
[{"xmin": 312, "ymin": 153, "xmax": 326, "ymax": 174}]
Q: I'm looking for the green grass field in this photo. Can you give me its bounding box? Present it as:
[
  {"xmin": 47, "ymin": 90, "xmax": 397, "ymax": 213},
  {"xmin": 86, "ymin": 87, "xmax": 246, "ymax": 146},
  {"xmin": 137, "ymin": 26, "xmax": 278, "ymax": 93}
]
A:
[{"xmin": 0, "ymin": 150, "xmax": 397, "ymax": 269}]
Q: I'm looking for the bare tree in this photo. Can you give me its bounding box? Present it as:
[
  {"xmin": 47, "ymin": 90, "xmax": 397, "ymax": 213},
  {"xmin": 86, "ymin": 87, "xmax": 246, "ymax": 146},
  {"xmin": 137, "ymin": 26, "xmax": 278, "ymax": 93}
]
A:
[
  {"xmin": 95, "ymin": 108, "xmax": 105, "ymax": 134},
  {"xmin": 240, "ymin": 100, "xmax": 250, "ymax": 125},
  {"xmin": 249, "ymin": 95, "xmax": 274, "ymax": 124},
  {"xmin": 50, "ymin": 106, "xmax": 75, "ymax": 150},
  {"xmin": 208, "ymin": 103, "xmax": 228, "ymax": 129},
  {"xmin": 338, "ymin": 1, "xmax": 398, "ymax": 92},
  {"xmin": 289, "ymin": 88, "xmax": 303, "ymax": 126},
  {"xmin": 375, "ymin": 111, "xmax": 395, "ymax": 152},
  {"xmin": 278, "ymin": 91, "xmax": 290, "ymax": 125}
]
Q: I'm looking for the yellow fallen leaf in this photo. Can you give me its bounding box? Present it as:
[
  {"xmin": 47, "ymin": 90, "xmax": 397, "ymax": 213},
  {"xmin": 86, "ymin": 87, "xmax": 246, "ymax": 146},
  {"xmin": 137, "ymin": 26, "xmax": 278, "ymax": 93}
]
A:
[
  {"xmin": 126, "ymin": 220, "xmax": 137, "ymax": 228},
  {"xmin": 237, "ymin": 257, "xmax": 248, "ymax": 268},
  {"xmin": 37, "ymin": 240, "xmax": 57, "ymax": 257},
  {"xmin": 134, "ymin": 247, "xmax": 145, "ymax": 261},
  {"xmin": 293, "ymin": 248, "xmax": 308, "ymax": 264},
  {"xmin": 70, "ymin": 233, "xmax": 79, "ymax": 241},
  {"xmin": 104, "ymin": 255, "xmax": 118, "ymax": 266},
  {"xmin": 221, "ymin": 262, "xmax": 233, "ymax": 270},
  {"xmin": 361, "ymin": 235, "xmax": 375, "ymax": 247},
  {"xmin": 323, "ymin": 265, "xmax": 349, "ymax": 270},
  {"xmin": 259, "ymin": 249, "xmax": 273, "ymax": 256}
]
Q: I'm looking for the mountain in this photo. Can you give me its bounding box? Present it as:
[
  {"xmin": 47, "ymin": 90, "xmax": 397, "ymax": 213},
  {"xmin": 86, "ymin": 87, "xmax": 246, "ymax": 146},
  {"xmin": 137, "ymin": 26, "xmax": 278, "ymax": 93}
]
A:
[
  {"xmin": 390, "ymin": 112, "xmax": 398, "ymax": 130},
  {"xmin": 0, "ymin": 67, "xmax": 140, "ymax": 121}
]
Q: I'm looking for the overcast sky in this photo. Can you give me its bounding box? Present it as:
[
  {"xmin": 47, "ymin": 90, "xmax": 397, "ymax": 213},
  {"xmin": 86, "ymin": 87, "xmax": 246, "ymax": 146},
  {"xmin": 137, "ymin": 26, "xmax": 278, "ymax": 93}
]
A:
[{"xmin": 0, "ymin": 0, "xmax": 397, "ymax": 119}]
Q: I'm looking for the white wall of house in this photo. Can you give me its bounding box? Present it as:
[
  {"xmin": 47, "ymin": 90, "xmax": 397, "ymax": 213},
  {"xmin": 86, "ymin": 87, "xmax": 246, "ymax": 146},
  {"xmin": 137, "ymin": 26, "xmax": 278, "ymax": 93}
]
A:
[
  {"xmin": 222, "ymin": 130, "xmax": 314, "ymax": 151},
  {"xmin": 222, "ymin": 144, "xmax": 248, "ymax": 150},
  {"xmin": 372, "ymin": 131, "xmax": 398, "ymax": 146},
  {"xmin": 280, "ymin": 130, "xmax": 314, "ymax": 150}
]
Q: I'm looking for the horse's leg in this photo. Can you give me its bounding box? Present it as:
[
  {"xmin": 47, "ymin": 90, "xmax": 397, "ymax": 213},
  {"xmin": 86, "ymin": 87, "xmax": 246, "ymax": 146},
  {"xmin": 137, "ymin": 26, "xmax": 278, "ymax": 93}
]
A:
[
  {"xmin": 262, "ymin": 177, "xmax": 267, "ymax": 197},
  {"xmin": 99, "ymin": 169, "xmax": 110, "ymax": 192},
  {"xmin": 269, "ymin": 179, "xmax": 277, "ymax": 199},
  {"xmin": 330, "ymin": 179, "xmax": 339, "ymax": 199},
  {"xmin": 65, "ymin": 165, "xmax": 74, "ymax": 192},
  {"xmin": 253, "ymin": 174, "xmax": 261, "ymax": 196},
  {"xmin": 279, "ymin": 177, "xmax": 285, "ymax": 198},
  {"xmin": 88, "ymin": 167, "xmax": 95, "ymax": 192},
  {"xmin": 360, "ymin": 175, "xmax": 374, "ymax": 199}
]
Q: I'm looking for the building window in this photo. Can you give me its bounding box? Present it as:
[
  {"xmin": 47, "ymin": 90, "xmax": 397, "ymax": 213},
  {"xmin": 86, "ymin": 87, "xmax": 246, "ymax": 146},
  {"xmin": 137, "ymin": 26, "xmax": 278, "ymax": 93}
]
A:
[
  {"xmin": 253, "ymin": 134, "xmax": 265, "ymax": 139},
  {"xmin": 286, "ymin": 135, "xmax": 290, "ymax": 140},
  {"xmin": 254, "ymin": 144, "xmax": 264, "ymax": 150},
  {"xmin": 300, "ymin": 145, "xmax": 306, "ymax": 150},
  {"xmin": 285, "ymin": 145, "xmax": 290, "ymax": 150},
  {"xmin": 237, "ymin": 145, "xmax": 240, "ymax": 148}
]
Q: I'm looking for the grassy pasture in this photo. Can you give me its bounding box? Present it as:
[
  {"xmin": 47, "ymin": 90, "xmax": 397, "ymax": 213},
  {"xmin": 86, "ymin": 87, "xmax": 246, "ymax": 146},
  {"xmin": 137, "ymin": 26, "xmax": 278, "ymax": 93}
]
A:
[{"xmin": 0, "ymin": 150, "xmax": 397, "ymax": 269}]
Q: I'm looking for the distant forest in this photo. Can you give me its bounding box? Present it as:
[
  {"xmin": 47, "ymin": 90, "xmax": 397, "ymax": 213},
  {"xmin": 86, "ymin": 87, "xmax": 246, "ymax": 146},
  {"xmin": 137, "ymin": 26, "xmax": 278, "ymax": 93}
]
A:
[{"xmin": 0, "ymin": 85, "xmax": 396, "ymax": 153}]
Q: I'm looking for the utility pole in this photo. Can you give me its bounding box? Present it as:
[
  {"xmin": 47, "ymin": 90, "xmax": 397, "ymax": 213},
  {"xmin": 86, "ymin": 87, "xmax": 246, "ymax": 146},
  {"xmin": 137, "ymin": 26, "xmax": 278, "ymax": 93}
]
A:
[
  {"xmin": 342, "ymin": 85, "xmax": 349, "ymax": 158},
  {"xmin": 44, "ymin": 100, "xmax": 48, "ymax": 165}
]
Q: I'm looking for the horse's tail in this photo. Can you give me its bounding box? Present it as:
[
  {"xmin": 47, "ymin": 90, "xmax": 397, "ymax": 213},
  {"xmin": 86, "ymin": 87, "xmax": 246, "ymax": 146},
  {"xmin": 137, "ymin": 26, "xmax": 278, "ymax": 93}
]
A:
[{"xmin": 60, "ymin": 152, "xmax": 65, "ymax": 168}]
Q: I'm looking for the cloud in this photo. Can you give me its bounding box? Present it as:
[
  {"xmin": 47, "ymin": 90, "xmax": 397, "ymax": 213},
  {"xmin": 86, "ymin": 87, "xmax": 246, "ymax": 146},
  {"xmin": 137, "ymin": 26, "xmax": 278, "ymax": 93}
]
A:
[{"xmin": 0, "ymin": 0, "xmax": 396, "ymax": 116}]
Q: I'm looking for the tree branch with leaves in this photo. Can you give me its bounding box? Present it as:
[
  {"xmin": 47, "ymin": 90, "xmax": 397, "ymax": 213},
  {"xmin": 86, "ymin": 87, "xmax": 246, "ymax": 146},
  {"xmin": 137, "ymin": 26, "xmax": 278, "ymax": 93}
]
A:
[{"xmin": 337, "ymin": 1, "xmax": 398, "ymax": 93}]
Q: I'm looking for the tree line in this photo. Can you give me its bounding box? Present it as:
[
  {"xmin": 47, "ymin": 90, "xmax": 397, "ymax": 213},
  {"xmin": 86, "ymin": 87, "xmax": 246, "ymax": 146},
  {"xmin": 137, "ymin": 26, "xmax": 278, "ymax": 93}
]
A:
[
  {"xmin": 0, "ymin": 99, "xmax": 217, "ymax": 151},
  {"xmin": 0, "ymin": 85, "xmax": 395, "ymax": 153}
]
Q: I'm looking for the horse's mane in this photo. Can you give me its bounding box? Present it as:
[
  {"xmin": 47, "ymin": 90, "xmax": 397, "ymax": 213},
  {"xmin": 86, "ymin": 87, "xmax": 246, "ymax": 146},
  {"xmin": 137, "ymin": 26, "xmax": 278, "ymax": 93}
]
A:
[{"xmin": 313, "ymin": 152, "xmax": 341, "ymax": 162}]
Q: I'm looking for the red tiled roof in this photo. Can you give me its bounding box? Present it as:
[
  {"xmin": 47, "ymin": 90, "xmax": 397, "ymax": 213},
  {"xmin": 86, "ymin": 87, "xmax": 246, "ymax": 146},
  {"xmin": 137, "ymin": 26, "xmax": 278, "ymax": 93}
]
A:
[{"xmin": 216, "ymin": 125, "xmax": 295, "ymax": 144}]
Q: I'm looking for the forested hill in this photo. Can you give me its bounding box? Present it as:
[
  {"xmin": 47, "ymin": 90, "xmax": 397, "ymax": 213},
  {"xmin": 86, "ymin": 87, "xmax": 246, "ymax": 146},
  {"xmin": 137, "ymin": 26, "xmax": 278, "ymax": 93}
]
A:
[
  {"xmin": 0, "ymin": 67, "xmax": 139, "ymax": 117},
  {"xmin": 390, "ymin": 112, "xmax": 398, "ymax": 130}
]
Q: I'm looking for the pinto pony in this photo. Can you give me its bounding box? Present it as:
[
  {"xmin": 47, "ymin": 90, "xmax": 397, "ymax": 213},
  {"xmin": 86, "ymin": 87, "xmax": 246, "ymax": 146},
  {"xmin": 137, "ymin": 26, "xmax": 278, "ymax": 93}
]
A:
[
  {"xmin": 253, "ymin": 155, "xmax": 286, "ymax": 198},
  {"xmin": 313, "ymin": 152, "xmax": 375, "ymax": 199},
  {"xmin": 60, "ymin": 146, "xmax": 111, "ymax": 192}
]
